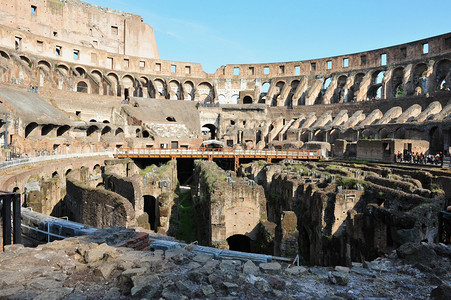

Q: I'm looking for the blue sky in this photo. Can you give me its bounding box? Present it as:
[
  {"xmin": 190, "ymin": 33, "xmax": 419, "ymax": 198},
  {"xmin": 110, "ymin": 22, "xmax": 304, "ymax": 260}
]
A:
[{"xmin": 88, "ymin": 0, "xmax": 449, "ymax": 74}]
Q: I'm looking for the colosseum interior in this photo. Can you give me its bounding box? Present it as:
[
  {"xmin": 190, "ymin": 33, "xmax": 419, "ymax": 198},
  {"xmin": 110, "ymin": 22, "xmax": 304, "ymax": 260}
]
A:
[{"xmin": 0, "ymin": 0, "xmax": 451, "ymax": 298}]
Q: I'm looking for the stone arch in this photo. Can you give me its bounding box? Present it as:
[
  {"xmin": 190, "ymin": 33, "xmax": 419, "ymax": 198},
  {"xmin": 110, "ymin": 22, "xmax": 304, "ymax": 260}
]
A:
[
  {"xmin": 41, "ymin": 124, "xmax": 55, "ymax": 136},
  {"xmin": 333, "ymin": 75, "xmax": 348, "ymax": 103},
  {"xmin": 329, "ymin": 128, "xmax": 340, "ymax": 144},
  {"xmin": 198, "ymin": 82, "xmax": 213, "ymax": 103},
  {"xmin": 115, "ymin": 128, "xmax": 124, "ymax": 136},
  {"xmin": 38, "ymin": 60, "xmax": 52, "ymax": 72},
  {"xmin": 57, "ymin": 125, "xmax": 70, "ymax": 137},
  {"xmin": 202, "ymin": 123, "xmax": 217, "ymax": 139},
  {"xmin": 76, "ymin": 80, "xmax": 89, "ymax": 93},
  {"xmin": 349, "ymin": 72, "xmax": 365, "ymax": 100},
  {"xmin": 91, "ymin": 70, "xmax": 102, "ymax": 83},
  {"xmin": 25, "ymin": 122, "xmax": 39, "ymax": 138},
  {"xmin": 217, "ymin": 94, "xmax": 226, "ymax": 104},
  {"xmin": 0, "ymin": 50, "xmax": 10, "ymax": 60},
  {"xmin": 227, "ymin": 234, "xmax": 251, "ymax": 252},
  {"xmin": 153, "ymin": 78, "xmax": 166, "ymax": 99},
  {"xmin": 168, "ymin": 80, "xmax": 181, "ymax": 100},
  {"xmin": 379, "ymin": 127, "xmax": 392, "ymax": 139},
  {"xmin": 74, "ymin": 66, "xmax": 87, "ymax": 77},
  {"xmin": 286, "ymin": 79, "xmax": 300, "ymax": 107},
  {"xmin": 101, "ymin": 126, "xmax": 112, "ymax": 136},
  {"xmin": 411, "ymin": 63, "xmax": 428, "ymax": 95},
  {"xmin": 391, "ymin": 67, "xmax": 404, "ymax": 98},
  {"xmin": 19, "ymin": 55, "xmax": 31, "ymax": 66},
  {"xmin": 140, "ymin": 76, "xmax": 151, "ymax": 97},
  {"xmin": 183, "ymin": 81, "xmax": 195, "ymax": 100},
  {"xmin": 272, "ymin": 80, "xmax": 286, "ymax": 106},
  {"xmin": 435, "ymin": 59, "xmax": 451, "ymax": 90},
  {"xmin": 57, "ymin": 64, "xmax": 70, "ymax": 76},
  {"xmin": 107, "ymin": 72, "xmax": 120, "ymax": 96},
  {"xmin": 87, "ymin": 125, "xmax": 99, "ymax": 137},
  {"xmin": 243, "ymin": 96, "xmax": 253, "ymax": 104},
  {"xmin": 260, "ymin": 82, "xmax": 271, "ymax": 104},
  {"xmin": 121, "ymin": 74, "xmax": 135, "ymax": 98},
  {"xmin": 394, "ymin": 127, "xmax": 407, "ymax": 139}
]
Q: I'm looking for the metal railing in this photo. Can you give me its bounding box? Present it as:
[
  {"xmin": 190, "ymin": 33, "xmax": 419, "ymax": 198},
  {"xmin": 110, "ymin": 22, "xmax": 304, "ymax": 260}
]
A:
[
  {"xmin": 0, "ymin": 151, "xmax": 114, "ymax": 170},
  {"xmin": 115, "ymin": 147, "xmax": 322, "ymax": 158}
]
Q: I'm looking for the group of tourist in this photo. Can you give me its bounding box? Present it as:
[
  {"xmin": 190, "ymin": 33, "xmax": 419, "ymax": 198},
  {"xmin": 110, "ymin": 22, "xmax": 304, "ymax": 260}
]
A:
[
  {"xmin": 28, "ymin": 85, "xmax": 39, "ymax": 93},
  {"xmin": 396, "ymin": 151, "xmax": 443, "ymax": 165}
]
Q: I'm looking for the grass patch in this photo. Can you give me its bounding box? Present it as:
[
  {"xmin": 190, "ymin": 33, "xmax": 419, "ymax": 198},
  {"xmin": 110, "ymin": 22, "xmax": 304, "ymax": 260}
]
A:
[{"xmin": 175, "ymin": 190, "xmax": 196, "ymax": 243}]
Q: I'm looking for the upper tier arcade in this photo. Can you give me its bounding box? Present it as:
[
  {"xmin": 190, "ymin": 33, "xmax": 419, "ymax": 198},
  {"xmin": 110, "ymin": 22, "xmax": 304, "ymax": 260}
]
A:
[{"xmin": 0, "ymin": 0, "xmax": 449, "ymax": 106}]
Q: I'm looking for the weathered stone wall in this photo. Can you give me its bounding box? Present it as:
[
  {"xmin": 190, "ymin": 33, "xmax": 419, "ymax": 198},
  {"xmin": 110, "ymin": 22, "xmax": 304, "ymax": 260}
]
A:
[
  {"xmin": 192, "ymin": 160, "xmax": 266, "ymax": 248},
  {"xmin": 65, "ymin": 167, "xmax": 136, "ymax": 228}
]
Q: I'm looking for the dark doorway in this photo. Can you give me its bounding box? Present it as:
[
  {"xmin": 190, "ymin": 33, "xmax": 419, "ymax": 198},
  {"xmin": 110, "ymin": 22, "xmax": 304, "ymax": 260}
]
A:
[
  {"xmin": 243, "ymin": 96, "xmax": 253, "ymax": 104},
  {"xmin": 227, "ymin": 234, "xmax": 251, "ymax": 252},
  {"xmin": 144, "ymin": 195, "xmax": 159, "ymax": 231},
  {"xmin": 124, "ymin": 88, "xmax": 129, "ymax": 100}
]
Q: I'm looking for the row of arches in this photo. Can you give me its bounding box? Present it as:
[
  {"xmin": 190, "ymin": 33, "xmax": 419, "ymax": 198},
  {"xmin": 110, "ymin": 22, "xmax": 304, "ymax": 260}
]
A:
[{"xmin": 263, "ymin": 59, "xmax": 450, "ymax": 107}]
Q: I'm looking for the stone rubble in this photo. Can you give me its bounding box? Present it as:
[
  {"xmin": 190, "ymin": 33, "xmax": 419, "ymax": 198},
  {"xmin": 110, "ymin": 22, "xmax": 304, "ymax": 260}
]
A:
[{"xmin": 0, "ymin": 228, "xmax": 449, "ymax": 299}]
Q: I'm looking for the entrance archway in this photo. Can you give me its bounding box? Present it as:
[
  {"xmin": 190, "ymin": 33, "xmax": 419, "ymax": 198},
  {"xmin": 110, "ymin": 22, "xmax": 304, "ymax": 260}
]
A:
[
  {"xmin": 227, "ymin": 234, "xmax": 251, "ymax": 252},
  {"xmin": 243, "ymin": 96, "xmax": 253, "ymax": 104},
  {"xmin": 202, "ymin": 124, "xmax": 217, "ymax": 140},
  {"xmin": 144, "ymin": 195, "xmax": 159, "ymax": 231}
]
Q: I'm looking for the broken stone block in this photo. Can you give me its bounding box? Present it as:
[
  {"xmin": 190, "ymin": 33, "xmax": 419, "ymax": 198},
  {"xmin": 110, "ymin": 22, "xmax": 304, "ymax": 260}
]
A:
[
  {"xmin": 243, "ymin": 260, "xmax": 259, "ymax": 275},
  {"xmin": 259, "ymin": 262, "xmax": 282, "ymax": 274},
  {"xmin": 202, "ymin": 285, "xmax": 215, "ymax": 296}
]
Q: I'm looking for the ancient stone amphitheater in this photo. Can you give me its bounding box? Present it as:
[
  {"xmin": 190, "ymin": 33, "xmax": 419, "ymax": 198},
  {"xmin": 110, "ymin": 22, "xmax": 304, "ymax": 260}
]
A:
[{"xmin": 0, "ymin": 0, "xmax": 451, "ymax": 299}]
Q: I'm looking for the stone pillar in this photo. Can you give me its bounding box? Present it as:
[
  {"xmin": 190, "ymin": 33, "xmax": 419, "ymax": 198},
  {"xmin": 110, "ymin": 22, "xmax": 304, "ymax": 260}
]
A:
[{"xmin": 142, "ymin": 87, "xmax": 148, "ymax": 98}]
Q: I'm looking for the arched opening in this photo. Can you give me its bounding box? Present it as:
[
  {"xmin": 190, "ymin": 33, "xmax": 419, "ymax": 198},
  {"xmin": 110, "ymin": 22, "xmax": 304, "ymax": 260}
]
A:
[
  {"xmin": 166, "ymin": 116, "xmax": 176, "ymax": 122},
  {"xmin": 435, "ymin": 59, "xmax": 451, "ymax": 90},
  {"xmin": 102, "ymin": 120, "xmax": 110, "ymax": 124},
  {"xmin": 395, "ymin": 83, "xmax": 404, "ymax": 98},
  {"xmin": 87, "ymin": 125, "xmax": 99, "ymax": 137},
  {"xmin": 96, "ymin": 183, "xmax": 104, "ymax": 189},
  {"xmin": 136, "ymin": 128, "xmax": 141, "ymax": 138},
  {"xmin": 142, "ymin": 130, "xmax": 150, "ymax": 138},
  {"xmin": 75, "ymin": 67, "xmax": 86, "ymax": 77},
  {"xmin": 169, "ymin": 80, "xmax": 181, "ymax": 100},
  {"xmin": 13, "ymin": 187, "xmax": 20, "ymax": 193},
  {"xmin": 202, "ymin": 124, "xmax": 217, "ymax": 140},
  {"xmin": 323, "ymin": 78, "xmax": 332, "ymax": 90},
  {"xmin": 65, "ymin": 169, "xmax": 72, "ymax": 176},
  {"xmin": 429, "ymin": 127, "xmax": 443, "ymax": 153},
  {"xmin": 115, "ymin": 128, "xmax": 124, "ymax": 136},
  {"xmin": 198, "ymin": 82, "xmax": 213, "ymax": 104},
  {"xmin": 57, "ymin": 125, "xmax": 70, "ymax": 137},
  {"xmin": 333, "ymin": 75, "xmax": 347, "ymax": 103},
  {"xmin": 101, "ymin": 126, "xmax": 111, "ymax": 136},
  {"xmin": 260, "ymin": 82, "xmax": 270, "ymax": 103},
  {"xmin": 41, "ymin": 124, "xmax": 55, "ymax": 136},
  {"xmin": 20, "ymin": 55, "xmax": 31, "ymax": 66},
  {"xmin": 144, "ymin": 195, "xmax": 159, "ymax": 231},
  {"xmin": 154, "ymin": 79, "xmax": 166, "ymax": 99},
  {"xmin": 77, "ymin": 81, "xmax": 88, "ymax": 93},
  {"xmin": 0, "ymin": 50, "xmax": 10, "ymax": 60},
  {"xmin": 93, "ymin": 164, "xmax": 101, "ymax": 173},
  {"xmin": 349, "ymin": 73, "xmax": 365, "ymax": 101},
  {"xmin": 243, "ymin": 96, "xmax": 253, "ymax": 104},
  {"xmin": 52, "ymin": 171, "xmax": 59, "ymax": 178},
  {"xmin": 227, "ymin": 235, "xmax": 251, "ymax": 252},
  {"xmin": 183, "ymin": 81, "xmax": 194, "ymax": 100},
  {"xmin": 25, "ymin": 122, "xmax": 38, "ymax": 138},
  {"xmin": 272, "ymin": 81, "xmax": 285, "ymax": 106},
  {"xmin": 38, "ymin": 60, "xmax": 51, "ymax": 72},
  {"xmin": 89, "ymin": 119, "xmax": 97, "ymax": 123},
  {"xmin": 374, "ymin": 71, "xmax": 385, "ymax": 84}
]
